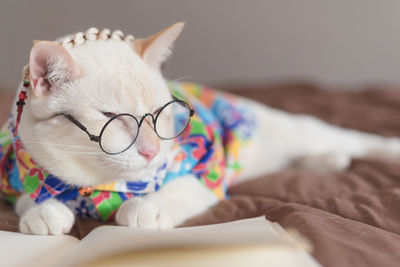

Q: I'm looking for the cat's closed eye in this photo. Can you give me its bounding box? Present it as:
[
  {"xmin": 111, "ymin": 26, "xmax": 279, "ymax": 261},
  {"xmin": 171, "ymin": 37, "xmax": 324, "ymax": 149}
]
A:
[
  {"xmin": 101, "ymin": 112, "xmax": 117, "ymax": 118},
  {"xmin": 153, "ymin": 107, "xmax": 162, "ymax": 116}
]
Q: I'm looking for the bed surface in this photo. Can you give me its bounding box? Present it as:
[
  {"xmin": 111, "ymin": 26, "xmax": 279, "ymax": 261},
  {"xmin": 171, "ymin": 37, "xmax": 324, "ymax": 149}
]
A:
[{"xmin": 1, "ymin": 83, "xmax": 400, "ymax": 267}]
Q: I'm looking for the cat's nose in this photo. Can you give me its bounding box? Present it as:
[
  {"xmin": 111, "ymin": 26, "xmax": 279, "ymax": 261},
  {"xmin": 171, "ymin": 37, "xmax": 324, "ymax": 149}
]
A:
[
  {"xmin": 138, "ymin": 148, "xmax": 158, "ymax": 161},
  {"xmin": 136, "ymin": 124, "xmax": 160, "ymax": 161}
]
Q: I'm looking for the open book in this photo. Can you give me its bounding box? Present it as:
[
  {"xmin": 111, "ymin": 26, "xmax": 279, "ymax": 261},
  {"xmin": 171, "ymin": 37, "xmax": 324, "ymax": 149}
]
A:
[{"xmin": 0, "ymin": 217, "xmax": 320, "ymax": 267}]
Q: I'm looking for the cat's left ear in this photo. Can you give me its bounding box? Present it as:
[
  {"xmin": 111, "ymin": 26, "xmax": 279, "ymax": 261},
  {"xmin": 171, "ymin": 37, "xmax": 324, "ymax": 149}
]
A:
[
  {"xmin": 133, "ymin": 22, "xmax": 185, "ymax": 69},
  {"xmin": 29, "ymin": 41, "xmax": 80, "ymax": 97}
]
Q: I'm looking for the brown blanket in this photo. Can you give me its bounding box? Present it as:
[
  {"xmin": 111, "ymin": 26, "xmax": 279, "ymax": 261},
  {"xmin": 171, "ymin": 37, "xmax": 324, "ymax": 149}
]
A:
[{"xmin": 1, "ymin": 83, "xmax": 400, "ymax": 267}]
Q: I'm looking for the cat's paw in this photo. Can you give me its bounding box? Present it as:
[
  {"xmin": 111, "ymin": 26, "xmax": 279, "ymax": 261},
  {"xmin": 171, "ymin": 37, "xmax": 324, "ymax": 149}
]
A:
[
  {"xmin": 115, "ymin": 197, "xmax": 173, "ymax": 229},
  {"xmin": 19, "ymin": 199, "xmax": 75, "ymax": 235},
  {"xmin": 294, "ymin": 152, "xmax": 351, "ymax": 174}
]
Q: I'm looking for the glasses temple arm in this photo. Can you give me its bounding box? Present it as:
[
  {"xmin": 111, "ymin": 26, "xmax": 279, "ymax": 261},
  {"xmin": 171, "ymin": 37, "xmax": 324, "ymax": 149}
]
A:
[
  {"xmin": 171, "ymin": 95, "xmax": 195, "ymax": 116},
  {"xmin": 62, "ymin": 114, "xmax": 100, "ymax": 142}
]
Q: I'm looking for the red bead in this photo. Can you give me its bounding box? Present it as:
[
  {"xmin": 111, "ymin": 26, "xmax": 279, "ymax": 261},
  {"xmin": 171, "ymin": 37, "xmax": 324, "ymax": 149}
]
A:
[
  {"xmin": 18, "ymin": 91, "xmax": 27, "ymax": 100},
  {"xmin": 23, "ymin": 80, "xmax": 30, "ymax": 87}
]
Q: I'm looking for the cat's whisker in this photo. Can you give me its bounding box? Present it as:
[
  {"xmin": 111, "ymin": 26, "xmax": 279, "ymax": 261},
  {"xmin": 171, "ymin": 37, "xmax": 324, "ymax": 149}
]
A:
[
  {"xmin": 98, "ymin": 163, "xmax": 120, "ymax": 170},
  {"xmin": 23, "ymin": 140, "xmax": 97, "ymax": 147},
  {"xmin": 27, "ymin": 149, "xmax": 104, "ymax": 157},
  {"xmin": 24, "ymin": 145, "xmax": 104, "ymax": 156},
  {"xmin": 23, "ymin": 141, "xmax": 98, "ymax": 151},
  {"xmin": 29, "ymin": 150, "xmax": 104, "ymax": 157},
  {"xmin": 45, "ymin": 152, "xmax": 105, "ymax": 168},
  {"xmin": 28, "ymin": 145, "xmax": 100, "ymax": 152},
  {"xmin": 95, "ymin": 158, "xmax": 129, "ymax": 169},
  {"xmin": 24, "ymin": 146, "xmax": 101, "ymax": 154},
  {"xmin": 168, "ymin": 76, "xmax": 194, "ymax": 84}
]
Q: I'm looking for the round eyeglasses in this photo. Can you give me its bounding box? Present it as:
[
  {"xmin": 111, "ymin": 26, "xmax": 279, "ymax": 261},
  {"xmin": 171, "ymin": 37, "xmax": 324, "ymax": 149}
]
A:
[{"xmin": 61, "ymin": 98, "xmax": 194, "ymax": 155}]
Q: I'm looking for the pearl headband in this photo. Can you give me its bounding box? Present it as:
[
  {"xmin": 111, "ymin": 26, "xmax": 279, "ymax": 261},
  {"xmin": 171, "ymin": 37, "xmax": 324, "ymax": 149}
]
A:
[{"xmin": 60, "ymin": 27, "xmax": 135, "ymax": 49}]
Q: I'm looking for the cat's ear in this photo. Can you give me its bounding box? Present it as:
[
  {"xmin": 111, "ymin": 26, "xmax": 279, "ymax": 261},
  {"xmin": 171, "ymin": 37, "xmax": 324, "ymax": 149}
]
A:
[
  {"xmin": 133, "ymin": 22, "xmax": 185, "ymax": 69},
  {"xmin": 29, "ymin": 41, "xmax": 80, "ymax": 97}
]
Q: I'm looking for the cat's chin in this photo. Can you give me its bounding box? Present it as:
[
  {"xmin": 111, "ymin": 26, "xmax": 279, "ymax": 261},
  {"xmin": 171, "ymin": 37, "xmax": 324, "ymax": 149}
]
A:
[
  {"xmin": 118, "ymin": 169, "xmax": 156, "ymax": 182},
  {"xmin": 62, "ymin": 166, "xmax": 160, "ymax": 187},
  {"xmin": 97, "ymin": 158, "xmax": 167, "ymax": 184},
  {"xmin": 96, "ymin": 167, "xmax": 160, "ymax": 184}
]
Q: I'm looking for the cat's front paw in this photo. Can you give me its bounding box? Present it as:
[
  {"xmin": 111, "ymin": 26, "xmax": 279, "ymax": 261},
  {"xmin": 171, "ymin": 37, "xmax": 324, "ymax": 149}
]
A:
[
  {"xmin": 19, "ymin": 199, "xmax": 75, "ymax": 235},
  {"xmin": 115, "ymin": 197, "xmax": 173, "ymax": 229}
]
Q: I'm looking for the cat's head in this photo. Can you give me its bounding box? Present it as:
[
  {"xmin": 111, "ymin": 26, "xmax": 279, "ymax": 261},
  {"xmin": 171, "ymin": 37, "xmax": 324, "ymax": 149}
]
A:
[{"xmin": 18, "ymin": 22, "xmax": 185, "ymax": 186}]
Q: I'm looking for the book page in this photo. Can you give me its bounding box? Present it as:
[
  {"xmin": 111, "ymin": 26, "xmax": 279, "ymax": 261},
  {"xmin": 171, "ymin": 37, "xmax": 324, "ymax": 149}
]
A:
[
  {"xmin": 84, "ymin": 246, "xmax": 319, "ymax": 267},
  {"xmin": 0, "ymin": 230, "xmax": 79, "ymax": 267},
  {"xmin": 60, "ymin": 217, "xmax": 320, "ymax": 267}
]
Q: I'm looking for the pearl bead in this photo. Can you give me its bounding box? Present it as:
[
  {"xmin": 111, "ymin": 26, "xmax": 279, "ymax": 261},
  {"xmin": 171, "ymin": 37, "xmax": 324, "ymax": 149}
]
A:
[
  {"xmin": 124, "ymin": 34, "xmax": 135, "ymax": 42},
  {"xmin": 99, "ymin": 29, "xmax": 111, "ymax": 40},
  {"xmin": 111, "ymin": 30, "xmax": 123, "ymax": 40},
  {"xmin": 74, "ymin": 32, "xmax": 85, "ymax": 45}
]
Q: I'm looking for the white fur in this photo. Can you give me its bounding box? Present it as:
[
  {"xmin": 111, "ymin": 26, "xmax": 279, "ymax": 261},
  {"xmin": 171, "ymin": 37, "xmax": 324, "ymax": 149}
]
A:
[
  {"xmin": 293, "ymin": 152, "xmax": 351, "ymax": 173},
  {"xmin": 236, "ymin": 97, "xmax": 400, "ymax": 182},
  {"xmin": 116, "ymin": 175, "xmax": 219, "ymax": 229},
  {"xmin": 17, "ymin": 195, "xmax": 74, "ymax": 235},
  {"xmin": 14, "ymin": 24, "xmax": 400, "ymax": 235}
]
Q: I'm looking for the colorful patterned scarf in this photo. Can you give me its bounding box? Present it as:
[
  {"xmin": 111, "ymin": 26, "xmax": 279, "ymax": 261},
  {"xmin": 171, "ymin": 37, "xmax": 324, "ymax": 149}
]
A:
[{"xmin": 0, "ymin": 82, "xmax": 256, "ymax": 221}]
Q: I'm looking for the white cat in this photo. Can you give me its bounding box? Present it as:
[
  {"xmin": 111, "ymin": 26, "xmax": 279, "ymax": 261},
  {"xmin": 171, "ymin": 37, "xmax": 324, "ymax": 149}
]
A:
[{"xmin": 2, "ymin": 22, "xmax": 400, "ymax": 235}]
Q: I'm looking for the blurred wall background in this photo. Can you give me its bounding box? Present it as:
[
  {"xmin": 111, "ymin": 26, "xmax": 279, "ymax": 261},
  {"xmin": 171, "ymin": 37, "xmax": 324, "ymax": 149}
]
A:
[{"xmin": 1, "ymin": 0, "xmax": 400, "ymax": 91}]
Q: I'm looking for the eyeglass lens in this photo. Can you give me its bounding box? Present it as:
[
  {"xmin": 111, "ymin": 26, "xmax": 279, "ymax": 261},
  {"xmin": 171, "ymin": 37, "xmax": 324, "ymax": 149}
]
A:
[{"xmin": 99, "ymin": 101, "xmax": 191, "ymax": 154}]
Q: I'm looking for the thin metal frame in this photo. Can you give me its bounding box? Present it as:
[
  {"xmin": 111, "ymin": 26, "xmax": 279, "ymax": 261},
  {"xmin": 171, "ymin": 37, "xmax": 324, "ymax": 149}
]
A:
[{"xmin": 60, "ymin": 98, "xmax": 194, "ymax": 155}]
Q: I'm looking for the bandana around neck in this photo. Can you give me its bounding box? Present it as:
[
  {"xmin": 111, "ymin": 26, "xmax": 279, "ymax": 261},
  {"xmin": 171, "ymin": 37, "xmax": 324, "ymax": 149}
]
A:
[{"xmin": 0, "ymin": 82, "xmax": 256, "ymax": 221}]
